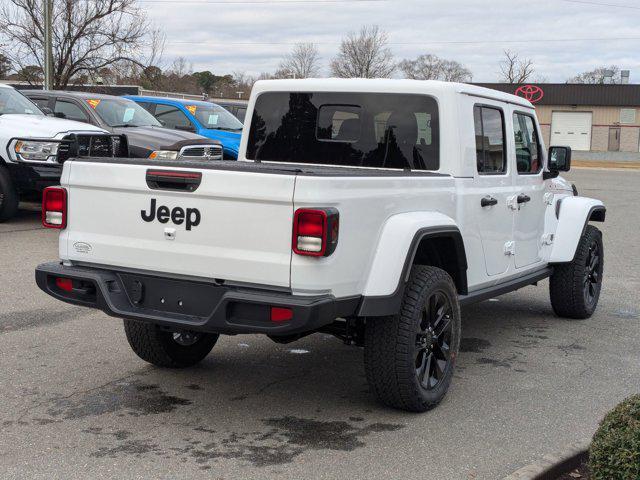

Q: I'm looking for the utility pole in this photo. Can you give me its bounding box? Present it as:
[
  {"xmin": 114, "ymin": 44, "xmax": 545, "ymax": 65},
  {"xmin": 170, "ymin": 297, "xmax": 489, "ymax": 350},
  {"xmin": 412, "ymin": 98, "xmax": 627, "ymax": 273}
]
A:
[{"xmin": 43, "ymin": 0, "xmax": 53, "ymax": 90}]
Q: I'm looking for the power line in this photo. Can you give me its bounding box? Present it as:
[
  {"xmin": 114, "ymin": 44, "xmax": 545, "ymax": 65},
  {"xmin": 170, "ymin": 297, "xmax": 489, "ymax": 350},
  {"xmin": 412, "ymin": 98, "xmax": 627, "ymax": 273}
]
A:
[
  {"xmin": 563, "ymin": 0, "xmax": 640, "ymax": 9},
  {"xmin": 140, "ymin": 0, "xmax": 387, "ymax": 3},
  {"xmin": 167, "ymin": 36, "xmax": 640, "ymax": 46}
]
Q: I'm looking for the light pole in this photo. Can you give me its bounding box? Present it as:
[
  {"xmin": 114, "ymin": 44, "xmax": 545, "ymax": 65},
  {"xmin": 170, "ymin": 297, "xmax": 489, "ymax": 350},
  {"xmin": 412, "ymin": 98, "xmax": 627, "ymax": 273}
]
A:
[{"xmin": 43, "ymin": 0, "xmax": 53, "ymax": 90}]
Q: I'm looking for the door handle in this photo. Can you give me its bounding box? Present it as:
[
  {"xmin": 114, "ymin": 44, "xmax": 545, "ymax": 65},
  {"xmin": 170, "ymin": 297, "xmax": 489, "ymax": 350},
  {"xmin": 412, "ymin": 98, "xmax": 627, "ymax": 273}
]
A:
[
  {"xmin": 481, "ymin": 196, "xmax": 498, "ymax": 207},
  {"xmin": 517, "ymin": 194, "xmax": 531, "ymax": 204}
]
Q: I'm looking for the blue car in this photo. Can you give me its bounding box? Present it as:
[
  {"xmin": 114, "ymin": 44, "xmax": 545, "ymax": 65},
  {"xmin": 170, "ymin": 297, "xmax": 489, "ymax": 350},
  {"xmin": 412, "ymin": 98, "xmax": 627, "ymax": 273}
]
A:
[{"xmin": 125, "ymin": 96, "xmax": 243, "ymax": 159}]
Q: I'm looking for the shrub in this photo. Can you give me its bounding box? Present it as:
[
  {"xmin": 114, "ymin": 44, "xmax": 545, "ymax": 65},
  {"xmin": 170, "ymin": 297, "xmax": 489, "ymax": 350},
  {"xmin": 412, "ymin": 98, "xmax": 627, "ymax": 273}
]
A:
[{"xmin": 589, "ymin": 394, "xmax": 640, "ymax": 480}]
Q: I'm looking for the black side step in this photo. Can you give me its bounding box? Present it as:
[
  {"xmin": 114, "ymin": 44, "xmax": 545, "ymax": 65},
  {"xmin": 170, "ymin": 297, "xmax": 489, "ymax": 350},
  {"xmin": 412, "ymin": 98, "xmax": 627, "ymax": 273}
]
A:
[{"xmin": 458, "ymin": 267, "xmax": 553, "ymax": 306}]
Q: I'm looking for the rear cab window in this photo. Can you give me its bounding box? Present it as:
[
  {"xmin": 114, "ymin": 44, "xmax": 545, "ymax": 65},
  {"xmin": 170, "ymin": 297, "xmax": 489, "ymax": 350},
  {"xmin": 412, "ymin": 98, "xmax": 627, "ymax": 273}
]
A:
[
  {"xmin": 474, "ymin": 105, "xmax": 506, "ymax": 174},
  {"xmin": 246, "ymin": 92, "xmax": 439, "ymax": 170}
]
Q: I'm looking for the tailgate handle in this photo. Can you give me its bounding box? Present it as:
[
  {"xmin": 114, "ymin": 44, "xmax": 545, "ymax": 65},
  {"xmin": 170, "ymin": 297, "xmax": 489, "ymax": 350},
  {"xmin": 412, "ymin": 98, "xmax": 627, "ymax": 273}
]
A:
[{"xmin": 146, "ymin": 170, "xmax": 202, "ymax": 192}]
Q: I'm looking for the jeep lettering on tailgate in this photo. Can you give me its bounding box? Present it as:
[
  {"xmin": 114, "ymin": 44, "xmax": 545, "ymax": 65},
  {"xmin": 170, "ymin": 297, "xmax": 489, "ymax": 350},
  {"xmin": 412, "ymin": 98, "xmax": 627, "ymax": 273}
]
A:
[{"xmin": 141, "ymin": 198, "xmax": 201, "ymax": 230}]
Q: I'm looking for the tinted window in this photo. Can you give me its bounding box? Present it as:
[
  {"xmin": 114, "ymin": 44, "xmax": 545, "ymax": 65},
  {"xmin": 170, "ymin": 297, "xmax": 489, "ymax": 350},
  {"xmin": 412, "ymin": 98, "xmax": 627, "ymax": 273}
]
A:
[
  {"xmin": 247, "ymin": 92, "xmax": 439, "ymax": 170},
  {"xmin": 513, "ymin": 113, "xmax": 541, "ymax": 174},
  {"xmin": 154, "ymin": 104, "xmax": 192, "ymax": 130},
  {"xmin": 29, "ymin": 97, "xmax": 50, "ymax": 110},
  {"xmin": 236, "ymin": 107, "xmax": 247, "ymax": 122},
  {"xmin": 474, "ymin": 106, "xmax": 506, "ymax": 174},
  {"xmin": 54, "ymin": 100, "xmax": 89, "ymax": 123}
]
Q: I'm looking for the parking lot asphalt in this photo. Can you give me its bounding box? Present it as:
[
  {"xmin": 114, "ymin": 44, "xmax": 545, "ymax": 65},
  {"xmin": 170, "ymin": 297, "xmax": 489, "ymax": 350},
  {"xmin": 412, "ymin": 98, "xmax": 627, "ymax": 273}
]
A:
[{"xmin": 1, "ymin": 168, "xmax": 638, "ymax": 480}]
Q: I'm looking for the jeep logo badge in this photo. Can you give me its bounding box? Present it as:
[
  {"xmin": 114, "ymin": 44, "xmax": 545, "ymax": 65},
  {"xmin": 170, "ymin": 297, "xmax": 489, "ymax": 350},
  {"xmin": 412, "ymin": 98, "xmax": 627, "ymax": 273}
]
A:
[{"xmin": 141, "ymin": 198, "xmax": 201, "ymax": 231}]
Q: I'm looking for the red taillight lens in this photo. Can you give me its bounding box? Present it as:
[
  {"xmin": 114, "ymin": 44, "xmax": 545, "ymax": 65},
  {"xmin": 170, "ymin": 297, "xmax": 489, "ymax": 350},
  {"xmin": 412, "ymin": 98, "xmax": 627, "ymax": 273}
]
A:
[
  {"xmin": 270, "ymin": 307, "xmax": 293, "ymax": 323},
  {"xmin": 292, "ymin": 208, "xmax": 339, "ymax": 257},
  {"xmin": 55, "ymin": 277, "xmax": 73, "ymax": 292},
  {"xmin": 42, "ymin": 187, "xmax": 67, "ymax": 229}
]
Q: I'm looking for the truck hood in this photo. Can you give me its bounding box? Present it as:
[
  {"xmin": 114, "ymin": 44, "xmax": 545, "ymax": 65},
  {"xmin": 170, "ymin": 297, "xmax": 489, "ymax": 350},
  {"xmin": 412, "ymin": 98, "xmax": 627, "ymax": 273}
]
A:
[
  {"xmin": 112, "ymin": 125, "xmax": 214, "ymax": 153},
  {"xmin": 0, "ymin": 114, "xmax": 106, "ymax": 139}
]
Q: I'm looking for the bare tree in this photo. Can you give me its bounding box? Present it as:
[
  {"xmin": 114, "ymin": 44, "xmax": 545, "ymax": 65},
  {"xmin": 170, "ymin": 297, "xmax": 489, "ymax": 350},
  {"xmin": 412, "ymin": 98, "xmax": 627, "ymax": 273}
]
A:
[
  {"xmin": 330, "ymin": 25, "xmax": 395, "ymax": 78},
  {"xmin": 399, "ymin": 54, "xmax": 472, "ymax": 82},
  {"xmin": 0, "ymin": 0, "xmax": 161, "ymax": 88},
  {"xmin": 499, "ymin": 50, "xmax": 534, "ymax": 83},
  {"xmin": 569, "ymin": 65, "xmax": 623, "ymax": 84},
  {"xmin": 278, "ymin": 43, "xmax": 321, "ymax": 79}
]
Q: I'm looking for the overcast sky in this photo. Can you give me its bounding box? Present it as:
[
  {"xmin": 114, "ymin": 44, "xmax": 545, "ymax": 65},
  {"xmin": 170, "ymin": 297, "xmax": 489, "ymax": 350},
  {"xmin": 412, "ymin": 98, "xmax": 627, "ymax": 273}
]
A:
[{"xmin": 144, "ymin": 0, "xmax": 640, "ymax": 82}]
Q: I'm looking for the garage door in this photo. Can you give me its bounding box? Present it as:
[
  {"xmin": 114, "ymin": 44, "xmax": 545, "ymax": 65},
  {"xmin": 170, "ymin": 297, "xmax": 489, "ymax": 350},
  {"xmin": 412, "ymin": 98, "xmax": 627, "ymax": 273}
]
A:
[{"xmin": 550, "ymin": 111, "xmax": 592, "ymax": 151}]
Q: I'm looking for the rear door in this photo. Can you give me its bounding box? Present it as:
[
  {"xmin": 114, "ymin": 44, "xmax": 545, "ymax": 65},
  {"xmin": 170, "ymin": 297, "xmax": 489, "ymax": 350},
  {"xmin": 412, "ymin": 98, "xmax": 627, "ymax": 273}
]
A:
[
  {"xmin": 62, "ymin": 161, "xmax": 296, "ymax": 288},
  {"xmin": 471, "ymin": 103, "xmax": 515, "ymax": 276}
]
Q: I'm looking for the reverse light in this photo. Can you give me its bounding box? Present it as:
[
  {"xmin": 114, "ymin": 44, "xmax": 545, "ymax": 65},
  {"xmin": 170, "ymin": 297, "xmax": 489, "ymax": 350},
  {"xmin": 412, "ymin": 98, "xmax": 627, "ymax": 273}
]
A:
[
  {"xmin": 149, "ymin": 150, "xmax": 179, "ymax": 160},
  {"xmin": 292, "ymin": 208, "xmax": 339, "ymax": 257},
  {"xmin": 42, "ymin": 187, "xmax": 67, "ymax": 229}
]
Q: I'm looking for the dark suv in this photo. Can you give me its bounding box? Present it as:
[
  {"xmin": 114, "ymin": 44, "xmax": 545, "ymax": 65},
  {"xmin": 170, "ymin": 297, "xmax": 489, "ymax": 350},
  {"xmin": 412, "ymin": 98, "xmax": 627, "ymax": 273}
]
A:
[{"xmin": 25, "ymin": 91, "xmax": 223, "ymax": 161}]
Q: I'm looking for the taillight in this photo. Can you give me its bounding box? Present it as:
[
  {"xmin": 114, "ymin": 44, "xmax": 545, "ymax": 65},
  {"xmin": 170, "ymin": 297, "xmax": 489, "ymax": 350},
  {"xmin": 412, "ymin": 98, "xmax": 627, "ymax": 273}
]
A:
[
  {"xmin": 42, "ymin": 187, "xmax": 67, "ymax": 229},
  {"xmin": 292, "ymin": 208, "xmax": 339, "ymax": 257}
]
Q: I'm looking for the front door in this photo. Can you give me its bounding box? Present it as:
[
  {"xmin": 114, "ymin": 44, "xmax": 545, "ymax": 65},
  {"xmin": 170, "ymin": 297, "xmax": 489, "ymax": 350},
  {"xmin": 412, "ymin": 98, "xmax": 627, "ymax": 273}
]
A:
[{"xmin": 512, "ymin": 112, "xmax": 546, "ymax": 269}]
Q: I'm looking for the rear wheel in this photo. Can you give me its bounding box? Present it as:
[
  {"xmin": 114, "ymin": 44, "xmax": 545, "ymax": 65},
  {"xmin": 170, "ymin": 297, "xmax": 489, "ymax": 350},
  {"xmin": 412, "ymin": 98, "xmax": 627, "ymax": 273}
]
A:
[
  {"xmin": 123, "ymin": 319, "xmax": 219, "ymax": 368},
  {"xmin": 0, "ymin": 166, "xmax": 19, "ymax": 222},
  {"xmin": 550, "ymin": 225, "xmax": 604, "ymax": 319},
  {"xmin": 364, "ymin": 266, "xmax": 461, "ymax": 412}
]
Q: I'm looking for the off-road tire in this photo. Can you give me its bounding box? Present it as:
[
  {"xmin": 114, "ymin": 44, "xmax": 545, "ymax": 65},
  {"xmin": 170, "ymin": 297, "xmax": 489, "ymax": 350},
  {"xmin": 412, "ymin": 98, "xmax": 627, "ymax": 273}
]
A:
[
  {"xmin": 550, "ymin": 224, "xmax": 604, "ymax": 319},
  {"xmin": 123, "ymin": 320, "xmax": 219, "ymax": 368},
  {"xmin": 0, "ymin": 166, "xmax": 19, "ymax": 222},
  {"xmin": 364, "ymin": 266, "xmax": 461, "ymax": 412}
]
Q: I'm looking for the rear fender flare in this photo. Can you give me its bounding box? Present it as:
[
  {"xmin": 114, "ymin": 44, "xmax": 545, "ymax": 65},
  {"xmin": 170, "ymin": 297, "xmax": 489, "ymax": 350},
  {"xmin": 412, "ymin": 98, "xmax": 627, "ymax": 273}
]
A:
[
  {"xmin": 550, "ymin": 196, "xmax": 605, "ymax": 263},
  {"xmin": 358, "ymin": 212, "xmax": 467, "ymax": 317}
]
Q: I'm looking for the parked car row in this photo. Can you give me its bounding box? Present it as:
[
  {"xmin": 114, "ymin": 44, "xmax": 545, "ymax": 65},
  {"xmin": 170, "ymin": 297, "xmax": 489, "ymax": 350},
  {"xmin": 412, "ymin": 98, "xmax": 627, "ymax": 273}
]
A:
[
  {"xmin": 125, "ymin": 96, "xmax": 243, "ymax": 160},
  {"xmin": 0, "ymin": 84, "xmax": 243, "ymax": 222}
]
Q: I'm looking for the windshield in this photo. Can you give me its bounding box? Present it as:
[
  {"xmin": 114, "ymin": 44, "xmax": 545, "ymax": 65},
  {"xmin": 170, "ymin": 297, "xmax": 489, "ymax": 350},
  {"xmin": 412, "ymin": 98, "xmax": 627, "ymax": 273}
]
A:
[
  {"xmin": 0, "ymin": 88, "xmax": 42, "ymax": 115},
  {"xmin": 246, "ymin": 92, "xmax": 440, "ymax": 170},
  {"xmin": 89, "ymin": 98, "xmax": 161, "ymax": 127},
  {"xmin": 189, "ymin": 104, "xmax": 243, "ymax": 131}
]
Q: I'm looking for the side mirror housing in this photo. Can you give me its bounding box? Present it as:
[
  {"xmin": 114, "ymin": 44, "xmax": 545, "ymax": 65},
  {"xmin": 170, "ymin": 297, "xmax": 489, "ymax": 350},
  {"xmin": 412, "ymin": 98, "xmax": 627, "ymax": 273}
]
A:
[{"xmin": 544, "ymin": 146, "xmax": 572, "ymax": 179}]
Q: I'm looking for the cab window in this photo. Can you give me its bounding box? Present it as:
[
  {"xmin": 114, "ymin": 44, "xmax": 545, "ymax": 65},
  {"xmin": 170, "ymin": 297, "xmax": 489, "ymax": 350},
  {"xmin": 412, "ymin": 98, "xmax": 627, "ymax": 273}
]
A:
[
  {"xmin": 54, "ymin": 100, "xmax": 89, "ymax": 123},
  {"xmin": 513, "ymin": 113, "xmax": 542, "ymax": 174},
  {"xmin": 474, "ymin": 106, "xmax": 506, "ymax": 174},
  {"xmin": 154, "ymin": 104, "xmax": 193, "ymax": 130}
]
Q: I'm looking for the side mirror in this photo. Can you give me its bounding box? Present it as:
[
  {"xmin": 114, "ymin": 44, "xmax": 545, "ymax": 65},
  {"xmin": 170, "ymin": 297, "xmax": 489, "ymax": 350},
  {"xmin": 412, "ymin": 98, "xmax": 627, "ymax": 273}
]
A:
[
  {"xmin": 544, "ymin": 146, "xmax": 572, "ymax": 179},
  {"xmin": 55, "ymin": 112, "xmax": 66, "ymax": 119}
]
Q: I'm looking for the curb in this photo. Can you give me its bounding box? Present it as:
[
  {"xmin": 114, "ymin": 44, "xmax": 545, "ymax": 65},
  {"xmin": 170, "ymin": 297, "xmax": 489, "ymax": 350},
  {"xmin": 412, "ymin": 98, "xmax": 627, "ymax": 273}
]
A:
[
  {"xmin": 502, "ymin": 439, "xmax": 590, "ymax": 480},
  {"xmin": 573, "ymin": 160, "xmax": 640, "ymax": 169}
]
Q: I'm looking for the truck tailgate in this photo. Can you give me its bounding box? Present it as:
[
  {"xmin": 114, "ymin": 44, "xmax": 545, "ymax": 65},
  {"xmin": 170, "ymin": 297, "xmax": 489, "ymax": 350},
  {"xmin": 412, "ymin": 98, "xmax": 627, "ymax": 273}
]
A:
[{"xmin": 61, "ymin": 161, "xmax": 295, "ymax": 288}]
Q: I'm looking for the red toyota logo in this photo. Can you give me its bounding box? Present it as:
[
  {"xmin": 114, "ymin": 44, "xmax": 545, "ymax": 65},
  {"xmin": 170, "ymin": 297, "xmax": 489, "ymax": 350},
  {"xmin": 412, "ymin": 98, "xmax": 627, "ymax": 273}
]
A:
[{"xmin": 514, "ymin": 85, "xmax": 544, "ymax": 103}]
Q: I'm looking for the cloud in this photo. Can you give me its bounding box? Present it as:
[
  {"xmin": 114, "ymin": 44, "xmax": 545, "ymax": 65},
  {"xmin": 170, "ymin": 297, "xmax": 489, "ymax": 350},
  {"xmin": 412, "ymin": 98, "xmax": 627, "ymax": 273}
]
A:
[{"xmin": 143, "ymin": 0, "xmax": 640, "ymax": 81}]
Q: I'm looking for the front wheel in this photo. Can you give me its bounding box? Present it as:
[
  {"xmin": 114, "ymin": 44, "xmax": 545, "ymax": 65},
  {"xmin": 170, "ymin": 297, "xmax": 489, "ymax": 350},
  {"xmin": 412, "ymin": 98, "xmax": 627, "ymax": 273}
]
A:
[
  {"xmin": 364, "ymin": 266, "xmax": 461, "ymax": 412},
  {"xmin": 550, "ymin": 224, "xmax": 604, "ymax": 319},
  {"xmin": 123, "ymin": 320, "xmax": 219, "ymax": 368}
]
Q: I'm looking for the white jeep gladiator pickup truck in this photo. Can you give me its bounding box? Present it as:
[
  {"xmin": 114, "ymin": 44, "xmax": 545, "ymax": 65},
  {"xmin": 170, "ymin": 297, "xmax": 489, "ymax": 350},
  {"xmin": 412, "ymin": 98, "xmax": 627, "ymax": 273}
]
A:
[{"xmin": 36, "ymin": 79, "xmax": 605, "ymax": 412}]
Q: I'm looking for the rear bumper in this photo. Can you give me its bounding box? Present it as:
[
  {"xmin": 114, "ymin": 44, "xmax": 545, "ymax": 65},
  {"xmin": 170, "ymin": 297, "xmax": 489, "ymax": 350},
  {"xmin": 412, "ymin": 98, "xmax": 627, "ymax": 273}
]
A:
[{"xmin": 35, "ymin": 262, "xmax": 359, "ymax": 335}]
